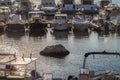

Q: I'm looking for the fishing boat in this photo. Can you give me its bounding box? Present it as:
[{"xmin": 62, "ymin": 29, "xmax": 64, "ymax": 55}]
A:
[
  {"xmin": 79, "ymin": 51, "xmax": 120, "ymax": 80},
  {"xmin": 28, "ymin": 10, "xmax": 47, "ymax": 32},
  {"xmin": 5, "ymin": 14, "xmax": 25, "ymax": 32},
  {"xmin": 51, "ymin": 12, "xmax": 70, "ymax": 31},
  {"xmin": 71, "ymin": 15, "xmax": 90, "ymax": 31},
  {"xmin": 0, "ymin": 53, "xmax": 40, "ymax": 80}
]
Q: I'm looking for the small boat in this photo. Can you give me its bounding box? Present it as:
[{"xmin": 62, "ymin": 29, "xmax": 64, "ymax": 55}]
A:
[
  {"xmin": 5, "ymin": 14, "xmax": 25, "ymax": 32},
  {"xmin": 28, "ymin": 10, "xmax": 47, "ymax": 32},
  {"xmin": 79, "ymin": 51, "xmax": 120, "ymax": 80},
  {"xmin": 71, "ymin": 16, "xmax": 90, "ymax": 31},
  {"xmin": 0, "ymin": 53, "xmax": 40, "ymax": 80},
  {"xmin": 51, "ymin": 12, "xmax": 70, "ymax": 31}
]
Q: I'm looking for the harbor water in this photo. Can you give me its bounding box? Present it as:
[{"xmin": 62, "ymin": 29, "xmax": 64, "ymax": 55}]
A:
[{"xmin": 0, "ymin": 28, "xmax": 120, "ymax": 78}]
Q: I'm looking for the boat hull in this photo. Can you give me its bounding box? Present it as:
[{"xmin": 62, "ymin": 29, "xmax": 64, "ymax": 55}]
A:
[
  {"xmin": 5, "ymin": 24, "xmax": 25, "ymax": 32},
  {"xmin": 51, "ymin": 23, "xmax": 70, "ymax": 31},
  {"xmin": 29, "ymin": 22, "xmax": 47, "ymax": 32},
  {"xmin": 73, "ymin": 24, "xmax": 89, "ymax": 31}
]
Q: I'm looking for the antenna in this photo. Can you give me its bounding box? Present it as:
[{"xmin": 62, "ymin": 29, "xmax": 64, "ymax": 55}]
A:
[
  {"xmin": 22, "ymin": 53, "xmax": 25, "ymax": 61},
  {"xmin": 30, "ymin": 53, "xmax": 32, "ymax": 59}
]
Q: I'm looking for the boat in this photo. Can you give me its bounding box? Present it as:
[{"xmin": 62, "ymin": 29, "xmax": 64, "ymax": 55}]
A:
[
  {"xmin": 105, "ymin": 3, "xmax": 120, "ymax": 12},
  {"xmin": 28, "ymin": 10, "xmax": 47, "ymax": 32},
  {"xmin": 40, "ymin": 0, "xmax": 58, "ymax": 16},
  {"xmin": 79, "ymin": 51, "xmax": 120, "ymax": 80},
  {"xmin": 0, "ymin": 6, "xmax": 11, "ymax": 14},
  {"xmin": 79, "ymin": 0, "xmax": 99, "ymax": 15},
  {"xmin": 71, "ymin": 15, "xmax": 90, "ymax": 31},
  {"xmin": 60, "ymin": 0, "xmax": 77, "ymax": 14},
  {"xmin": 0, "ymin": 53, "xmax": 40, "ymax": 80},
  {"xmin": 0, "ymin": 0, "xmax": 15, "ymax": 12},
  {"xmin": 98, "ymin": 0, "xmax": 111, "ymax": 8},
  {"xmin": 19, "ymin": 0, "xmax": 33, "ymax": 14},
  {"xmin": 5, "ymin": 14, "xmax": 25, "ymax": 32},
  {"xmin": 51, "ymin": 12, "xmax": 70, "ymax": 31}
]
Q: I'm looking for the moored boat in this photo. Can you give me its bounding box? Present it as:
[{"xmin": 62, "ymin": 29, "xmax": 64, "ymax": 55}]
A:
[
  {"xmin": 79, "ymin": 0, "xmax": 99, "ymax": 15},
  {"xmin": 5, "ymin": 14, "xmax": 25, "ymax": 32},
  {"xmin": 28, "ymin": 10, "xmax": 47, "ymax": 32},
  {"xmin": 71, "ymin": 16, "xmax": 90, "ymax": 31},
  {"xmin": 51, "ymin": 12, "xmax": 70, "ymax": 31},
  {"xmin": 40, "ymin": 0, "xmax": 58, "ymax": 16}
]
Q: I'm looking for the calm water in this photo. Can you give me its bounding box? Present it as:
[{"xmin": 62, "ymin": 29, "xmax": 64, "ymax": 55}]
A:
[{"xmin": 0, "ymin": 28, "xmax": 120, "ymax": 78}]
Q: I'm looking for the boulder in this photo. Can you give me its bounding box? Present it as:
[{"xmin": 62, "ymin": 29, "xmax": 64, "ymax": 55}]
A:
[{"xmin": 40, "ymin": 44, "xmax": 70, "ymax": 58}]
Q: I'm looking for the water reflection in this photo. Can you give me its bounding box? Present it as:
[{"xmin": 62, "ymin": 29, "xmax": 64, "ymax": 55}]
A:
[
  {"xmin": 51, "ymin": 30, "xmax": 69, "ymax": 40},
  {"xmin": 73, "ymin": 30, "xmax": 89, "ymax": 39},
  {"xmin": 5, "ymin": 31, "xmax": 25, "ymax": 40},
  {"xmin": 29, "ymin": 29, "xmax": 47, "ymax": 37},
  {"xmin": 0, "ymin": 27, "xmax": 120, "ymax": 78}
]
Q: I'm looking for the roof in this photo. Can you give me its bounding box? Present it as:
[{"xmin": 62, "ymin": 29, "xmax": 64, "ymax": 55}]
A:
[
  {"xmin": 41, "ymin": 7, "xmax": 57, "ymax": 10},
  {"xmin": 7, "ymin": 57, "xmax": 38, "ymax": 65},
  {"xmin": 28, "ymin": 11, "xmax": 45, "ymax": 14},
  {"xmin": 55, "ymin": 13, "xmax": 67, "ymax": 17}
]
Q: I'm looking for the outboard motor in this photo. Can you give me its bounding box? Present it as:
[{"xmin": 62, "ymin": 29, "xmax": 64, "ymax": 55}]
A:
[{"xmin": 31, "ymin": 70, "xmax": 41, "ymax": 79}]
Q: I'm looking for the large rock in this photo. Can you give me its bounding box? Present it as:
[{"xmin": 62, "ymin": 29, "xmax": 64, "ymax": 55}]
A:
[{"xmin": 40, "ymin": 44, "xmax": 70, "ymax": 58}]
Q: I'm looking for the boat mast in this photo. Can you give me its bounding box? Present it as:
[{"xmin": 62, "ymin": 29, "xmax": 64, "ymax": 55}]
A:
[{"xmin": 83, "ymin": 51, "xmax": 120, "ymax": 69}]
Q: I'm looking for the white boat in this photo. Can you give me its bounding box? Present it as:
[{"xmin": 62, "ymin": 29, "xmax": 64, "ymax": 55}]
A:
[
  {"xmin": 0, "ymin": 53, "xmax": 40, "ymax": 80},
  {"xmin": 51, "ymin": 12, "xmax": 70, "ymax": 31},
  {"xmin": 72, "ymin": 16, "xmax": 90, "ymax": 31},
  {"xmin": 5, "ymin": 14, "xmax": 25, "ymax": 32},
  {"xmin": 40, "ymin": 0, "xmax": 58, "ymax": 16},
  {"xmin": 79, "ymin": 51, "xmax": 120, "ymax": 80}
]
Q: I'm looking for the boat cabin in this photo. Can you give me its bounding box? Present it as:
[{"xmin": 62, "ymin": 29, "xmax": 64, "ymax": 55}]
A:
[
  {"xmin": 40, "ymin": 0, "xmax": 57, "ymax": 16},
  {"xmin": 28, "ymin": 11, "xmax": 46, "ymax": 23},
  {"xmin": 79, "ymin": 0, "xmax": 99, "ymax": 14},
  {"xmin": 41, "ymin": 0, "xmax": 56, "ymax": 7},
  {"xmin": 54, "ymin": 12, "xmax": 68, "ymax": 24},
  {"xmin": 60, "ymin": 0, "xmax": 77, "ymax": 14}
]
